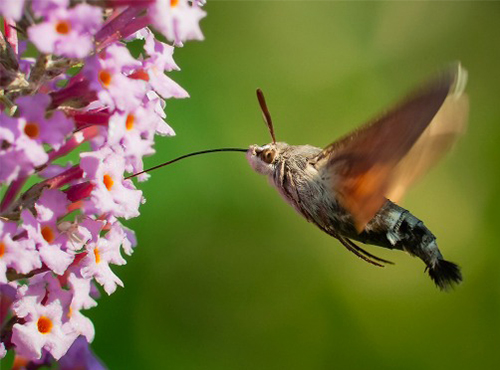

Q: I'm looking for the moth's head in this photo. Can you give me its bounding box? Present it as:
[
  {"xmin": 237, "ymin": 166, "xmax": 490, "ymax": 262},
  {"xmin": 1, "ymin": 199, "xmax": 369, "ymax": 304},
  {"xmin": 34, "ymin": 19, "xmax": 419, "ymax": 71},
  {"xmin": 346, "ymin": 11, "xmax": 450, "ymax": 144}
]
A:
[{"xmin": 246, "ymin": 142, "xmax": 286, "ymax": 175}]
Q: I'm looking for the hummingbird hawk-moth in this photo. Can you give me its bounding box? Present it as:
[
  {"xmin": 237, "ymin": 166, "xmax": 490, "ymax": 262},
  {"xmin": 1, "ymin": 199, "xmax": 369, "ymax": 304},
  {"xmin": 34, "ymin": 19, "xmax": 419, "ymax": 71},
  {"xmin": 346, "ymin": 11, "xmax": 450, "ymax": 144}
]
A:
[
  {"xmin": 246, "ymin": 63, "xmax": 468, "ymax": 290},
  {"xmin": 131, "ymin": 63, "xmax": 469, "ymax": 290}
]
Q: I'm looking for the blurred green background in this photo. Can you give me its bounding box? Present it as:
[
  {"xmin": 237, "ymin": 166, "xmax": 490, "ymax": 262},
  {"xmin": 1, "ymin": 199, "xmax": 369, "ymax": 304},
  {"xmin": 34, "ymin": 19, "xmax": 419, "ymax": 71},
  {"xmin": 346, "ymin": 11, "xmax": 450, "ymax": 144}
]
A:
[{"xmin": 91, "ymin": 2, "xmax": 500, "ymax": 369}]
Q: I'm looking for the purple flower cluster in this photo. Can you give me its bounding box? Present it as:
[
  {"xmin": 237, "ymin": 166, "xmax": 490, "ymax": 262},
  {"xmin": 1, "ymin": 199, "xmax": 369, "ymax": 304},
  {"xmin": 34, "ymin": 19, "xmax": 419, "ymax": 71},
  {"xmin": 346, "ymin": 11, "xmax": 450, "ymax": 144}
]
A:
[{"xmin": 1, "ymin": 0, "xmax": 206, "ymax": 366}]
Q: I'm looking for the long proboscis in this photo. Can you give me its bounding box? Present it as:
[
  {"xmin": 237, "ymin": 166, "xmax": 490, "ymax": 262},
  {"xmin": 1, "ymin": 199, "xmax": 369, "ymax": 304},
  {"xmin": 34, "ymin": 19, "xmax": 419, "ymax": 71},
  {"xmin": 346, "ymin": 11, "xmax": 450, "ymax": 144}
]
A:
[{"xmin": 125, "ymin": 148, "xmax": 248, "ymax": 179}]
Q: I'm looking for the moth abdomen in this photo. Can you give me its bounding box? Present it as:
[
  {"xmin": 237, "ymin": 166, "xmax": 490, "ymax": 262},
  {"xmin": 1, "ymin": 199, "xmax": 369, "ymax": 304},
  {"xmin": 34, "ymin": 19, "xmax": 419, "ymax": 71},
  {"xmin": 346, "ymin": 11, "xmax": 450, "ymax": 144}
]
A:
[{"xmin": 361, "ymin": 201, "xmax": 462, "ymax": 290}]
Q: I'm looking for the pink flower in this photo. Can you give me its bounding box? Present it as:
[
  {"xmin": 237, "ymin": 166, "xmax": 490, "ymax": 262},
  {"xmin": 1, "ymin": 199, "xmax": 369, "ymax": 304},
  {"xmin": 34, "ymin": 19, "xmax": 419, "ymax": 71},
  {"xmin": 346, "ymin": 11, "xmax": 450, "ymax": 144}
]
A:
[
  {"xmin": 83, "ymin": 44, "xmax": 146, "ymax": 111},
  {"xmin": 12, "ymin": 274, "xmax": 78, "ymax": 360},
  {"xmin": 101, "ymin": 221, "xmax": 134, "ymax": 264},
  {"xmin": 0, "ymin": 220, "xmax": 42, "ymax": 283},
  {"xmin": 15, "ymin": 94, "xmax": 75, "ymax": 150},
  {"xmin": 13, "ymin": 273, "xmax": 68, "ymax": 313},
  {"xmin": 0, "ymin": 140, "xmax": 47, "ymax": 184},
  {"xmin": 80, "ymin": 237, "xmax": 124, "ymax": 295},
  {"xmin": 11, "ymin": 278, "xmax": 48, "ymax": 318},
  {"xmin": 21, "ymin": 208, "xmax": 74, "ymax": 276},
  {"xmin": 28, "ymin": 4, "xmax": 103, "ymax": 58},
  {"xmin": 110, "ymin": 222, "xmax": 137, "ymax": 257},
  {"xmin": 146, "ymin": 91, "xmax": 176, "ymax": 136},
  {"xmin": 0, "ymin": 95, "xmax": 73, "ymax": 182},
  {"xmin": 143, "ymin": 28, "xmax": 180, "ymax": 72},
  {"xmin": 35, "ymin": 189, "xmax": 69, "ymax": 223},
  {"xmin": 141, "ymin": 63, "xmax": 189, "ymax": 100},
  {"xmin": 67, "ymin": 269, "xmax": 98, "ymax": 310},
  {"xmin": 148, "ymin": 0, "xmax": 206, "ymax": 45},
  {"xmin": 138, "ymin": 28, "xmax": 189, "ymax": 99},
  {"xmin": 0, "ymin": 113, "xmax": 49, "ymax": 183},
  {"xmin": 80, "ymin": 148, "xmax": 143, "ymax": 219},
  {"xmin": 11, "ymin": 299, "xmax": 77, "ymax": 360},
  {"xmin": 107, "ymin": 107, "xmax": 157, "ymax": 175},
  {"xmin": 67, "ymin": 309, "xmax": 94, "ymax": 343}
]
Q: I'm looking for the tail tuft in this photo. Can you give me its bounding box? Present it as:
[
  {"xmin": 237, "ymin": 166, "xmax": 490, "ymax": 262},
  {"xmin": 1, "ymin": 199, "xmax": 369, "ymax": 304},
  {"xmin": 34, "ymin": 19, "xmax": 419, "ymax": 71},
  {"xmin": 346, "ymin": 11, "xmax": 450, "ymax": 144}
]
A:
[{"xmin": 427, "ymin": 259, "xmax": 462, "ymax": 291}]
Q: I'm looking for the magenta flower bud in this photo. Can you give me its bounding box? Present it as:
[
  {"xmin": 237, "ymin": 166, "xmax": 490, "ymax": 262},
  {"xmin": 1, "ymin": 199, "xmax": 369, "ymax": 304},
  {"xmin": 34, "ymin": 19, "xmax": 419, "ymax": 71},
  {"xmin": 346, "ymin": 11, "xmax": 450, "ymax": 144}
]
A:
[
  {"xmin": 65, "ymin": 182, "xmax": 94, "ymax": 203},
  {"xmin": 49, "ymin": 75, "xmax": 97, "ymax": 109},
  {"xmin": 48, "ymin": 126, "xmax": 101, "ymax": 163},
  {"xmin": 95, "ymin": 6, "xmax": 148, "ymax": 51}
]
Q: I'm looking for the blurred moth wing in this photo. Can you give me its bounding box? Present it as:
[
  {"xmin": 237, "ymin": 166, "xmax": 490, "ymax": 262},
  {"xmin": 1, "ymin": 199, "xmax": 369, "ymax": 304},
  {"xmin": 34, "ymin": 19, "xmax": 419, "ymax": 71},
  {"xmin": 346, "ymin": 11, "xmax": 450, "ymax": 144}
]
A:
[
  {"xmin": 314, "ymin": 63, "xmax": 469, "ymax": 232},
  {"xmin": 387, "ymin": 75, "xmax": 468, "ymax": 202}
]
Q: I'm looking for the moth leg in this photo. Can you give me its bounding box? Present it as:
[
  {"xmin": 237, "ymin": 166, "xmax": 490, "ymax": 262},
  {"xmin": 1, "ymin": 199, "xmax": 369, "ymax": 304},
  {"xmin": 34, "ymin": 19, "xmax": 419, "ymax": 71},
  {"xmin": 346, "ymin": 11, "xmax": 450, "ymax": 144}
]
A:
[
  {"xmin": 336, "ymin": 235, "xmax": 392, "ymax": 267},
  {"xmin": 342, "ymin": 237, "xmax": 394, "ymax": 265}
]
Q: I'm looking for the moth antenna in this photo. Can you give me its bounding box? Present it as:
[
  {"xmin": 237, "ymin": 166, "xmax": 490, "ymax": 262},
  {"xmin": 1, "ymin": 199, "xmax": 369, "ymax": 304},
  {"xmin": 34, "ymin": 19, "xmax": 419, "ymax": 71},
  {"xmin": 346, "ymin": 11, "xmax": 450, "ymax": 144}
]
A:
[
  {"xmin": 256, "ymin": 89, "xmax": 276, "ymax": 144},
  {"xmin": 125, "ymin": 148, "xmax": 247, "ymax": 179}
]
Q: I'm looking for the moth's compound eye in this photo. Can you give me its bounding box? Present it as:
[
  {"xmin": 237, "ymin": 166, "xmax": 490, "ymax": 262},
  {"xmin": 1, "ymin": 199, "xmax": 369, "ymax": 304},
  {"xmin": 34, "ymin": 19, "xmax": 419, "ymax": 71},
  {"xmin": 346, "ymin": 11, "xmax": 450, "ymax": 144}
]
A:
[{"xmin": 260, "ymin": 149, "xmax": 276, "ymax": 164}]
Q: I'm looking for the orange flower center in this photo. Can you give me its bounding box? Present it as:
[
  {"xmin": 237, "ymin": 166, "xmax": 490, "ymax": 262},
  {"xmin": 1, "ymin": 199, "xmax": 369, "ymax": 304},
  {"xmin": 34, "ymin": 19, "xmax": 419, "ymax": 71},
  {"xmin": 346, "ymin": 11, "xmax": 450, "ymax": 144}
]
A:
[
  {"xmin": 171, "ymin": 0, "xmax": 179, "ymax": 7},
  {"xmin": 126, "ymin": 114, "xmax": 135, "ymax": 131},
  {"xmin": 0, "ymin": 242, "xmax": 5, "ymax": 257},
  {"xmin": 98, "ymin": 70, "xmax": 112, "ymax": 88},
  {"xmin": 103, "ymin": 174, "xmax": 114, "ymax": 191},
  {"xmin": 41, "ymin": 226, "xmax": 55, "ymax": 243},
  {"xmin": 55, "ymin": 20, "xmax": 71, "ymax": 35},
  {"xmin": 24, "ymin": 122, "xmax": 40, "ymax": 139},
  {"xmin": 37, "ymin": 316, "xmax": 53, "ymax": 334},
  {"xmin": 94, "ymin": 247, "xmax": 101, "ymax": 264}
]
